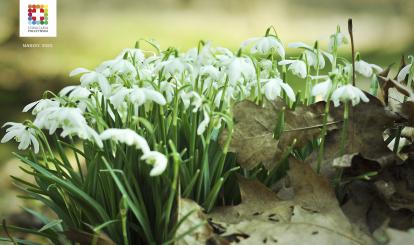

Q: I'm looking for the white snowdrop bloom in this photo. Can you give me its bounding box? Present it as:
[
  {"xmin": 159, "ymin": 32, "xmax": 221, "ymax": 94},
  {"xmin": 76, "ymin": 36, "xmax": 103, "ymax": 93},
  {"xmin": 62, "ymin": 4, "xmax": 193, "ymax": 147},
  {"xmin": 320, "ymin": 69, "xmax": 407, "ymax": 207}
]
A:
[
  {"xmin": 262, "ymin": 78, "xmax": 296, "ymax": 101},
  {"xmin": 157, "ymin": 57, "xmax": 191, "ymax": 77},
  {"xmin": 109, "ymin": 87, "xmax": 131, "ymax": 109},
  {"xmin": 304, "ymin": 50, "xmax": 325, "ymax": 69},
  {"xmin": 33, "ymin": 107, "xmax": 61, "ymax": 133},
  {"xmin": 355, "ymin": 60, "xmax": 383, "ymax": 77},
  {"xmin": 141, "ymin": 151, "xmax": 168, "ymax": 176},
  {"xmin": 1, "ymin": 122, "xmax": 39, "ymax": 153},
  {"xmin": 312, "ymin": 79, "xmax": 332, "ymax": 101},
  {"xmin": 331, "ymin": 84, "xmax": 369, "ymax": 107},
  {"xmin": 328, "ymin": 32, "xmax": 348, "ymax": 52},
  {"xmin": 33, "ymin": 107, "xmax": 102, "ymax": 147},
  {"xmin": 100, "ymin": 128, "xmax": 150, "ymax": 153},
  {"xmin": 129, "ymin": 87, "xmax": 166, "ymax": 106},
  {"xmin": 23, "ymin": 99, "xmax": 60, "ymax": 115},
  {"xmin": 197, "ymin": 42, "xmax": 215, "ymax": 65},
  {"xmin": 59, "ymin": 86, "xmax": 91, "ymax": 100},
  {"xmin": 215, "ymin": 47, "xmax": 235, "ymax": 66},
  {"xmin": 213, "ymin": 85, "xmax": 235, "ymax": 108},
  {"xmin": 56, "ymin": 108, "xmax": 102, "ymax": 145},
  {"xmin": 397, "ymin": 64, "xmax": 413, "ymax": 82},
  {"xmin": 199, "ymin": 65, "xmax": 221, "ymax": 81},
  {"xmin": 214, "ymin": 90, "xmax": 224, "ymax": 108},
  {"xmin": 288, "ymin": 42, "xmax": 312, "ymax": 49},
  {"xmin": 226, "ymin": 57, "xmax": 256, "ymax": 84},
  {"xmin": 241, "ymin": 36, "xmax": 285, "ymax": 57},
  {"xmin": 182, "ymin": 48, "xmax": 198, "ymax": 63},
  {"xmin": 70, "ymin": 68, "xmax": 111, "ymax": 96},
  {"xmin": 259, "ymin": 59, "xmax": 274, "ymax": 78},
  {"xmin": 180, "ymin": 91, "xmax": 203, "ymax": 112},
  {"xmin": 278, "ymin": 60, "xmax": 307, "ymax": 79},
  {"xmin": 288, "ymin": 42, "xmax": 325, "ymax": 69},
  {"xmin": 116, "ymin": 48, "xmax": 145, "ymax": 64},
  {"xmin": 197, "ymin": 109, "xmax": 210, "ymax": 135},
  {"xmin": 100, "ymin": 59, "xmax": 137, "ymax": 79},
  {"xmin": 160, "ymin": 81, "xmax": 175, "ymax": 103}
]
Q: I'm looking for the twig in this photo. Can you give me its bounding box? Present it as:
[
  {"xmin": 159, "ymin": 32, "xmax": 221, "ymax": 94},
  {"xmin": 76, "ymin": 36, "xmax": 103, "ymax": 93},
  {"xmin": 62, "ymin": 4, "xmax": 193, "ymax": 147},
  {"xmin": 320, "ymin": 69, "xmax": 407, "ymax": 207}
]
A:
[
  {"xmin": 283, "ymin": 120, "xmax": 342, "ymax": 132},
  {"xmin": 348, "ymin": 18, "xmax": 356, "ymax": 86}
]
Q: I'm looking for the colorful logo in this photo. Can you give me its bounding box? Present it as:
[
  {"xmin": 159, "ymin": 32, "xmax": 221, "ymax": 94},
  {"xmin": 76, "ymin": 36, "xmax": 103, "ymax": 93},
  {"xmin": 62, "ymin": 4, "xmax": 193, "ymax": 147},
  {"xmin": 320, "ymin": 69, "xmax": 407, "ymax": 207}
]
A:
[{"xmin": 28, "ymin": 4, "xmax": 48, "ymax": 25}]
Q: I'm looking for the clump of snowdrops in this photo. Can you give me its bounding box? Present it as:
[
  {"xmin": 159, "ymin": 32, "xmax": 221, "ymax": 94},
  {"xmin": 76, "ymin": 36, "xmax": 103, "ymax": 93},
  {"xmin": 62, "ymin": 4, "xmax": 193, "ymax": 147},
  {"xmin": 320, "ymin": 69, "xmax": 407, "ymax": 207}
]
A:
[{"xmin": 1, "ymin": 25, "xmax": 386, "ymax": 244}]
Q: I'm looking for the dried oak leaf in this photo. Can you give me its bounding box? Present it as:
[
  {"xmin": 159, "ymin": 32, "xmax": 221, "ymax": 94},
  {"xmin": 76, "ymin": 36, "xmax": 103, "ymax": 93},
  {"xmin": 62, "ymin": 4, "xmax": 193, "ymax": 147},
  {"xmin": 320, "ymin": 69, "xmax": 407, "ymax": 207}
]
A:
[
  {"xmin": 377, "ymin": 58, "xmax": 414, "ymax": 126},
  {"xmin": 221, "ymin": 99, "xmax": 332, "ymax": 170},
  {"xmin": 208, "ymin": 159, "xmax": 372, "ymax": 245},
  {"xmin": 177, "ymin": 198, "xmax": 214, "ymax": 245},
  {"xmin": 341, "ymin": 159, "xmax": 414, "ymax": 236},
  {"xmin": 310, "ymin": 94, "xmax": 396, "ymax": 178}
]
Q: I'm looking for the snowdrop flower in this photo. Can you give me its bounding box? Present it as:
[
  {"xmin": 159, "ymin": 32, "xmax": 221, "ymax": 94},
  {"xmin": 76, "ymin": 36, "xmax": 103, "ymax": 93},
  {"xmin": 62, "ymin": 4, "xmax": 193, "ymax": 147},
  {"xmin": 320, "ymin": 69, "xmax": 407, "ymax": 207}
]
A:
[
  {"xmin": 160, "ymin": 81, "xmax": 175, "ymax": 103},
  {"xmin": 288, "ymin": 42, "xmax": 312, "ymax": 50},
  {"xmin": 181, "ymin": 91, "xmax": 203, "ymax": 112},
  {"xmin": 109, "ymin": 87, "xmax": 130, "ymax": 109},
  {"xmin": 226, "ymin": 57, "xmax": 256, "ymax": 84},
  {"xmin": 1, "ymin": 122, "xmax": 39, "ymax": 153},
  {"xmin": 241, "ymin": 36, "xmax": 285, "ymax": 57},
  {"xmin": 129, "ymin": 87, "xmax": 166, "ymax": 106},
  {"xmin": 331, "ymin": 84, "xmax": 369, "ymax": 107},
  {"xmin": 23, "ymin": 99, "xmax": 60, "ymax": 115},
  {"xmin": 182, "ymin": 48, "xmax": 198, "ymax": 63},
  {"xmin": 289, "ymin": 42, "xmax": 331, "ymax": 67},
  {"xmin": 278, "ymin": 60, "xmax": 307, "ymax": 79},
  {"xmin": 397, "ymin": 64, "xmax": 413, "ymax": 82},
  {"xmin": 213, "ymin": 87, "xmax": 235, "ymax": 108},
  {"xmin": 141, "ymin": 151, "xmax": 168, "ymax": 176},
  {"xmin": 116, "ymin": 48, "xmax": 145, "ymax": 64},
  {"xmin": 99, "ymin": 59, "xmax": 137, "ymax": 79},
  {"xmin": 197, "ymin": 42, "xmax": 215, "ymax": 66},
  {"xmin": 59, "ymin": 86, "xmax": 91, "ymax": 100},
  {"xmin": 304, "ymin": 50, "xmax": 325, "ymax": 69},
  {"xmin": 197, "ymin": 109, "xmax": 210, "ymax": 135},
  {"xmin": 355, "ymin": 60, "xmax": 382, "ymax": 77},
  {"xmin": 70, "ymin": 68, "xmax": 111, "ymax": 96},
  {"xmin": 312, "ymin": 79, "xmax": 332, "ymax": 101},
  {"xmin": 33, "ymin": 107, "xmax": 102, "ymax": 147},
  {"xmin": 215, "ymin": 47, "xmax": 234, "ymax": 66},
  {"xmin": 157, "ymin": 57, "xmax": 191, "ymax": 77},
  {"xmin": 328, "ymin": 32, "xmax": 348, "ymax": 52},
  {"xmin": 262, "ymin": 78, "xmax": 296, "ymax": 101},
  {"xmin": 199, "ymin": 65, "xmax": 221, "ymax": 81},
  {"xmin": 100, "ymin": 128, "xmax": 150, "ymax": 153}
]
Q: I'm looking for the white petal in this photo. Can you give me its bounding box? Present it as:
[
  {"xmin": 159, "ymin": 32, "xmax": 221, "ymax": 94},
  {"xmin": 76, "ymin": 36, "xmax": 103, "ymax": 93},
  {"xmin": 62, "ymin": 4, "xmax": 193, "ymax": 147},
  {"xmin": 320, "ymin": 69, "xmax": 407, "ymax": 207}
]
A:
[
  {"xmin": 143, "ymin": 89, "xmax": 167, "ymax": 105},
  {"xmin": 397, "ymin": 64, "xmax": 412, "ymax": 82},
  {"xmin": 59, "ymin": 86, "xmax": 77, "ymax": 96},
  {"xmin": 22, "ymin": 101, "xmax": 40, "ymax": 112},
  {"xmin": 70, "ymin": 68, "xmax": 90, "ymax": 77},
  {"xmin": 1, "ymin": 131, "xmax": 17, "ymax": 143},
  {"xmin": 280, "ymin": 82, "xmax": 296, "ymax": 102},
  {"xmin": 197, "ymin": 110, "xmax": 210, "ymax": 135},
  {"xmin": 288, "ymin": 42, "xmax": 311, "ymax": 49},
  {"xmin": 278, "ymin": 60, "xmax": 295, "ymax": 66},
  {"xmin": 29, "ymin": 134, "xmax": 40, "ymax": 153},
  {"xmin": 141, "ymin": 151, "xmax": 168, "ymax": 176}
]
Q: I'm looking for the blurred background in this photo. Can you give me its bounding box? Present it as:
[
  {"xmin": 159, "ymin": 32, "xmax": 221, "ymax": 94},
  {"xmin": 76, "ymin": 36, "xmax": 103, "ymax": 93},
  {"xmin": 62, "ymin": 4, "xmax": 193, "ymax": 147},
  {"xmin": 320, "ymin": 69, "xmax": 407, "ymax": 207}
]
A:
[{"xmin": 0, "ymin": 0, "xmax": 413, "ymax": 221}]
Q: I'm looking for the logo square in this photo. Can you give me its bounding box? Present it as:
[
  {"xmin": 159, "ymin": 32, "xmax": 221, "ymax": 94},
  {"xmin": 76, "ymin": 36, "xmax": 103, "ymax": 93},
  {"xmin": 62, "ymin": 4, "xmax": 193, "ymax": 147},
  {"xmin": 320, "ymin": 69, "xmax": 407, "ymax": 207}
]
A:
[{"xmin": 20, "ymin": 0, "xmax": 57, "ymax": 37}]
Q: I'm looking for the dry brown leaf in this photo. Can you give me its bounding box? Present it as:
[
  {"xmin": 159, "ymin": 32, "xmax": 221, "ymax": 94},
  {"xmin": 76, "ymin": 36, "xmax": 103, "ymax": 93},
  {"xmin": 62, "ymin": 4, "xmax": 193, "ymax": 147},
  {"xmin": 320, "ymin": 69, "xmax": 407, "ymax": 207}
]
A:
[
  {"xmin": 208, "ymin": 159, "xmax": 372, "ymax": 245},
  {"xmin": 177, "ymin": 198, "xmax": 214, "ymax": 245},
  {"xmin": 310, "ymin": 94, "xmax": 396, "ymax": 178},
  {"xmin": 221, "ymin": 99, "xmax": 333, "ymax": 170}
]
